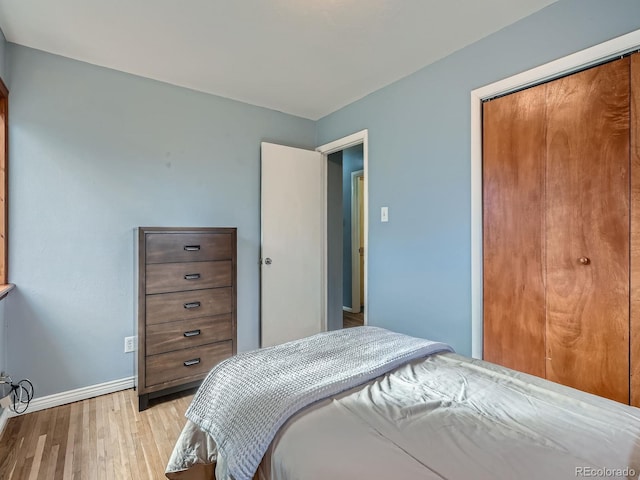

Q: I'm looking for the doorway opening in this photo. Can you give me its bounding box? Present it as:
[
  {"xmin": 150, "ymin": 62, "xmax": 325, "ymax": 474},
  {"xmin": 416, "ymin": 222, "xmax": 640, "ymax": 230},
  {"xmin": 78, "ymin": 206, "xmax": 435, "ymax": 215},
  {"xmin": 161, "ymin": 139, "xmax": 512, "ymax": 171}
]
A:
[
  {"xmin": 317, "ymin": 130, "xmax": 368, "ymax": 331},
  {"xmin": 328, "ymin": 149, "xmax": 364, "ymax": 329}
]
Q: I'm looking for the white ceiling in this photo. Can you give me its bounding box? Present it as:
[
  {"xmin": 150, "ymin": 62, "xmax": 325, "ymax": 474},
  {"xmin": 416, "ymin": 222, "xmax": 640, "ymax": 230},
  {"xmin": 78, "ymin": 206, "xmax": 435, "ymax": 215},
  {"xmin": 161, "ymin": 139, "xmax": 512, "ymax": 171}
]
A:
[{"xmin": 0, "ymin": 0, "xmax": 557, "ymax": 120}]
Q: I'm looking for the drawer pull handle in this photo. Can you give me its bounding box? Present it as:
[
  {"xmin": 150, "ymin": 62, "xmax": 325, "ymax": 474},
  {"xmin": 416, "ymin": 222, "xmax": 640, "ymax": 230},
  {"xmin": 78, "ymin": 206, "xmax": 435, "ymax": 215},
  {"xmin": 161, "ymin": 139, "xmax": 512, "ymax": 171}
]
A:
[
  {"xmin": 184, "ymin": 245, "xmax": 201, "ymax": 251},
  {"xmin": 183, "ymin": 301, "xmax": 201, "ymax": 309},
  {"xmin": 184, "ymin": 358, "xmax": 201, "ymax": 367},
  {"xmin": 184, "ymin": 273, "xmax": 201, "ymax": 280},
  {"xmin": 183, "ymin": 329, "xmax": 201, "ymax": 337}
]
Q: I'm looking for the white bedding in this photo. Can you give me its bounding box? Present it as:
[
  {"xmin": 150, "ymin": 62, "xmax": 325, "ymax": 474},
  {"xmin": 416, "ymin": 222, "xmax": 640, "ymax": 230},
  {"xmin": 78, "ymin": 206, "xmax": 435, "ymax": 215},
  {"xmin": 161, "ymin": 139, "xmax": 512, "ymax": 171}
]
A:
[
  {"xmin": 184, "ymin": 327, "xmax": 452, "ymax": 480},
  {"xmin": 167, "ymin": 352, "xmax": 640, "ymax": 480}
]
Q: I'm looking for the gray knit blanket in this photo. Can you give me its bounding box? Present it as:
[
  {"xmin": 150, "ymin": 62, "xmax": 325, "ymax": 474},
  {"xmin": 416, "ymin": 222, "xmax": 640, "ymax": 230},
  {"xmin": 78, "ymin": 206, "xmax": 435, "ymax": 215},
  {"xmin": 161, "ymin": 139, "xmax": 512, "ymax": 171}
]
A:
[{"xmin": 185, "ymin": 326, "xmax": 453, "ymax": 480}]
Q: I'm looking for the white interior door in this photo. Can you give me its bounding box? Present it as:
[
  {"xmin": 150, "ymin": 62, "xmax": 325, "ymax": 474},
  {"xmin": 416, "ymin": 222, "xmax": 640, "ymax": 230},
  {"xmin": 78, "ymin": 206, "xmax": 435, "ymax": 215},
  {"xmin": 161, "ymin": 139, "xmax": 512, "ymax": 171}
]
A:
[{"xmin": 261, "ymin": 142, "xmax": 324, "ymax": 347}]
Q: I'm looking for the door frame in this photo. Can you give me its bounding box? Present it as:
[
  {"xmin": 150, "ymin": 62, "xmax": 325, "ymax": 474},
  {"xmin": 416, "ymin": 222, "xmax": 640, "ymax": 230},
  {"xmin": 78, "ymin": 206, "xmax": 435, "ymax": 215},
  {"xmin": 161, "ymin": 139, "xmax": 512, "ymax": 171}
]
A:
[
  {"xmin": 348, "ymin": 169, "xmax": 364, "ymax": 314},
  {"xmin": 470, "ymin": 29, "xmax": 640, "ymax": 359},
  {"xmin": 317, "ymin": 130, "xmax": 369, "ymax": 327}
]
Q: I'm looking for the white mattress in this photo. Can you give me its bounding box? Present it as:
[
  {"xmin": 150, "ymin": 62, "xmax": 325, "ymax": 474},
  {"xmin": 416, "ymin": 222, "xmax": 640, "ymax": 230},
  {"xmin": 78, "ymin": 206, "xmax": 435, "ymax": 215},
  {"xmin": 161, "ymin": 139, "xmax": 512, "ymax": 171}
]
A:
[{"xmin": 167, "ymin": 352, "xmax": 640, "ymax": 480}]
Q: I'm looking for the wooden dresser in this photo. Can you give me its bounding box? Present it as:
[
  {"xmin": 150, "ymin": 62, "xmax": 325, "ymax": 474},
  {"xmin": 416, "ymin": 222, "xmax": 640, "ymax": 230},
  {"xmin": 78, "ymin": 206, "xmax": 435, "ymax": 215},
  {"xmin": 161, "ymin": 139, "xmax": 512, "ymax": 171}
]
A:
[{"xmin": 135, "ymin": 227, "xmax": 237, "ymax": 411}]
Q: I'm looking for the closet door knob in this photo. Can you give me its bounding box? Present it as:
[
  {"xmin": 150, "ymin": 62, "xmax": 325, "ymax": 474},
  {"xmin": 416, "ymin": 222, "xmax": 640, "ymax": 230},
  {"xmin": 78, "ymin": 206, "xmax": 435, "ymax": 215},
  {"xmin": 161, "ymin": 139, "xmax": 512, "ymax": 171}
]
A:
[{"xmin": 578, "ymin": 256, "xmax": 590, "ymax": 265}]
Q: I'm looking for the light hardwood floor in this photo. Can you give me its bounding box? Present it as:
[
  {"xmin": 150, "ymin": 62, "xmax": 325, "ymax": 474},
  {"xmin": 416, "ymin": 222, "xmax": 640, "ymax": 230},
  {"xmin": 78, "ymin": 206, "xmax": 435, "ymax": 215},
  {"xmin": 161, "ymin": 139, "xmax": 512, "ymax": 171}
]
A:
[
  {"xmin": 0, "ymin": 388, "xmax": 195, "ymax": 480},
  {"xmin": 343, "ymin": 310, "xmax": 364, "ymax": 329}
]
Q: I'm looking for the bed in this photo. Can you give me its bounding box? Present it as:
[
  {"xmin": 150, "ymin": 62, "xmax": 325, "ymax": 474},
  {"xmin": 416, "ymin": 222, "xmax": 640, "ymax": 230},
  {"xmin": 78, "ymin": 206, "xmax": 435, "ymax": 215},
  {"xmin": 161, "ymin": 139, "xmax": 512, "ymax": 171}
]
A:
[{"xmin": 165, "ymin": 327, "xmax": 640, "ymax": 480}]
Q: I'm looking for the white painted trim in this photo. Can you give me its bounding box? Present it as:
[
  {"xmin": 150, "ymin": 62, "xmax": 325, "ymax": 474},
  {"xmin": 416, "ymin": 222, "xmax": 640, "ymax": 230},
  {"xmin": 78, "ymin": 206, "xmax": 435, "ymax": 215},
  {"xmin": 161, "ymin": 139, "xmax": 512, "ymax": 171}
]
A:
[
  {"xmin": 470, "ymin": 28, "xmax": 640, "ymax": 360},
  {"xmin": 317, "ymin": 130, "xmax": 367, "ymax": 155},
  {"xmin": 0, "ymin": 406, "xmax": 9, "ymax": 438},
  {"xmin": 317, "ymin": 129, "xmax": 369, "ymax": 326},
  {"xmin": 362, "ymin": 133, "xmax": 369, "ymax": 326},
  {"xmin": 343, "ymin": 306, "xmax": 356, "ymax": 313},
  {"xmin": 350, "ymin": 170, "xmax": 364, "ymax": 314},
  {"xmin": 8, "ymin": 376, "xmax": 134, "ymax": 417}
]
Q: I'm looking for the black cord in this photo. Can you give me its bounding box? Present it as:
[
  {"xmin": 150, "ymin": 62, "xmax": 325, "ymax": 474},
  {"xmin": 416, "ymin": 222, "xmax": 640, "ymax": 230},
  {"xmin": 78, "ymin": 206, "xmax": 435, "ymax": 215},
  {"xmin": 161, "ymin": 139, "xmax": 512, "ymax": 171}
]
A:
[
  {"xmin": 0, "ymin": 375, "xmax": 34, "ymax": 414},
  {"xmin": 9, "ymin": 379, "xmax": 34, "ymax": 414}
]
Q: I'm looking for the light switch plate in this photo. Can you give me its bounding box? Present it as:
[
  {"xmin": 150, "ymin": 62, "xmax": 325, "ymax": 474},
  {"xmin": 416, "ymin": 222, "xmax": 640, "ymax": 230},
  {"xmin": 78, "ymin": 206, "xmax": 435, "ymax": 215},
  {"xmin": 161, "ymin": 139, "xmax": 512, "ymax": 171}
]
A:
[{"xmin": 381, "ymin": 206, "xmax": 389, "ymax": 222}]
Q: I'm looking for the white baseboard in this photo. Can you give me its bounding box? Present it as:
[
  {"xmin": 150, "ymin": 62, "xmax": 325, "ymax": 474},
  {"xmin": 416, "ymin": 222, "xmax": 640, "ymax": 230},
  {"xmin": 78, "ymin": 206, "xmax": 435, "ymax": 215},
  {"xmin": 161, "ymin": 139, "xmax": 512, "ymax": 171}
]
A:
[
  {"xmin": 343, "ymin": 306, "xmax": 363, "ymax": 314},
  {"xmin": 9, "ymin": 376, "xmax": 134, "ymax": 417},
  {"xmin": 0, "ymin": 406, "xmax": 9, "ymax": 438}
]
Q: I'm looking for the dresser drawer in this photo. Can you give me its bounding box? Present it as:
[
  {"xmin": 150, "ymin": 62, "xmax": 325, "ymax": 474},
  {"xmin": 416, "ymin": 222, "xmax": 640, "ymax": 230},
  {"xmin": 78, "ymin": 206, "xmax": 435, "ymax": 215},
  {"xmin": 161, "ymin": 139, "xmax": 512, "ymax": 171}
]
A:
[
  {"xmin": 146, "ymin": 233, "xmax": 233, "ymax": 264},
  {"xmin": 146, "ymin": 288, "xmax": 232, "ymax": 325},
  {"xmin": 145, "ymin": 341, "xmax": 232, "ymax": 387},
  {"xmin": 146, "ymin": 260, "xmax": 232, "ymax": 294},
  {"xmin": 146, "ymin": 314, "xmax": 232, "ymax": 355}
]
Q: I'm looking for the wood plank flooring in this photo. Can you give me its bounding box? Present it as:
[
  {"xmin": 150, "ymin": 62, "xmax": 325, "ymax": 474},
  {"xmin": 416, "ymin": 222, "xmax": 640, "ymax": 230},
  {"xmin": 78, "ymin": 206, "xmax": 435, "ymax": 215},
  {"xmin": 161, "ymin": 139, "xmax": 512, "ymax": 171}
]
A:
[
  {"xmin": 0, "ymin": 388, "xmax": 195, "ymax": 480},
  {"xmin": 343, "ymin": 311, "xmax": 364, "ymax": 329}
]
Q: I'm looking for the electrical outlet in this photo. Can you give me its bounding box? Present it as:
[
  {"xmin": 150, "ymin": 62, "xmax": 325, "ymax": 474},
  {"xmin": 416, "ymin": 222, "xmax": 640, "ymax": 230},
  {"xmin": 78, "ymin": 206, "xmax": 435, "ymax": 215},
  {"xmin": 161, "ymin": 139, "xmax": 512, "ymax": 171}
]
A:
[{"xmin": 124, "ymin": 336, "xmax": 136, "ymax": 353}]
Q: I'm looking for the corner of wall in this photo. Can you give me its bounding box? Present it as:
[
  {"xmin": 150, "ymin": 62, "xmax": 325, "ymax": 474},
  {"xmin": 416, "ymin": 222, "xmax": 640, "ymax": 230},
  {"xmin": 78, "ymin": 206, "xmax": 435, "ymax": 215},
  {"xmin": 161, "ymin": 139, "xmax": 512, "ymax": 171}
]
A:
[{"xmin": 0, "ymin": 26, "xmax": 7, "ymax": 86}]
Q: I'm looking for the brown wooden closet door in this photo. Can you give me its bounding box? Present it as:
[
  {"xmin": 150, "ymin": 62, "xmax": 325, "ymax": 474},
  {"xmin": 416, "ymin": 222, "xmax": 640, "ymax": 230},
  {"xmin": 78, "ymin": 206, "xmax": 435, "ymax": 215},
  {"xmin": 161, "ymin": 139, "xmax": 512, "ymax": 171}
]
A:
[
  {"xmin": 545, "ymin": 58, "xmax": 630, "ymax": 403},
  {"xmin": 631, "ymin": 52, "xmax": 640, "ymax": 407},
  {"xmin": 483, "ymin": 83, "xmax": 547, "ymax": 377}
]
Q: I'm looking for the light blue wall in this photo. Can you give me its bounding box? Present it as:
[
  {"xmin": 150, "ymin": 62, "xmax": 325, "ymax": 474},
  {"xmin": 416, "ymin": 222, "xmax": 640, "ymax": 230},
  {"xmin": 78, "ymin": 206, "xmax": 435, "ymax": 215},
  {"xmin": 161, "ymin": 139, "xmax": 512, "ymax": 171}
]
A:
[
  {"xmin": 5, "ymin": 44, "xmax": 316, "ymax": 398},
  {"xmin": 0, "ymin": 27, "xmax": 6, "ymax": 84},
  {"xmin": 342, "ymin": 144, "xmax": 363, "ymax": 309},
  {"xmin": 317, "ymin": 0, "xmax": 640, "ymax": 355}
]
